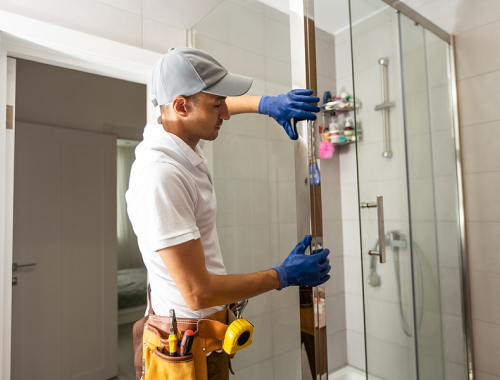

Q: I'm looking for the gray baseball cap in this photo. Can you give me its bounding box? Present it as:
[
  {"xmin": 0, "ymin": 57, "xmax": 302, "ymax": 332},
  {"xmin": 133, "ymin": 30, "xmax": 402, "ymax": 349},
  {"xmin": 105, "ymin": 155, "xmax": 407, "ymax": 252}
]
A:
[{"xmin": 151, "ymin": 47, "xmax": 253, "ymax": 106}]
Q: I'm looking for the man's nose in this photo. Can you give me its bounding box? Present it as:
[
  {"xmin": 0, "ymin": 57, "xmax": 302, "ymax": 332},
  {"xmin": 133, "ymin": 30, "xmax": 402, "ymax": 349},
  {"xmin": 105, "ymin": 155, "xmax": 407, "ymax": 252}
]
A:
[{"xmin": 219, "ymin": 101, "xmax": 230, "ymax": 120}]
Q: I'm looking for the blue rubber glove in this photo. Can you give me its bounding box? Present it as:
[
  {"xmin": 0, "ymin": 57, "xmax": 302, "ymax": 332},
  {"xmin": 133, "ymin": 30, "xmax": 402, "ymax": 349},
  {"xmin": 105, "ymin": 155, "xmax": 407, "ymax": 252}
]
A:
[
  {"xmin": 272, "ymin": 235, "xmax": 331, "ymax": 290},
  {"xmin": 258, "ymin": 89, "xmax": 320, "ymax": 140}
]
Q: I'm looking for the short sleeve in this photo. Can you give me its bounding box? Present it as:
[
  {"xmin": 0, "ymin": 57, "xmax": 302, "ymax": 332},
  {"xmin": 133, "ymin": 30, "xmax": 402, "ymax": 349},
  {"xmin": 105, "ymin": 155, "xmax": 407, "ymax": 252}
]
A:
[{"xmin": 135, "ymin": 162, "xmax": 201, "ymax": 251}]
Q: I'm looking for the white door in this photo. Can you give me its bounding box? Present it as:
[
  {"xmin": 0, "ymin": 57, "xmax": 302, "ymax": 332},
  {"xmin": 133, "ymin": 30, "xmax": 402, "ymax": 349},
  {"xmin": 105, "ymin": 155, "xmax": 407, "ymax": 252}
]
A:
[{"xmin": 11, "ymin": 122, "xmax": 117, "ymax": 380}]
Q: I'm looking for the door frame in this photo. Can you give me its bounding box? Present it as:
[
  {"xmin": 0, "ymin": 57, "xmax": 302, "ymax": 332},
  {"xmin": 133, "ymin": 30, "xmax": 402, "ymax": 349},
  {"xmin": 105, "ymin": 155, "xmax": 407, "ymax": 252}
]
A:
[{"xmin": 0, "ymin": 11, "xmax": 164, "ymax": 379}]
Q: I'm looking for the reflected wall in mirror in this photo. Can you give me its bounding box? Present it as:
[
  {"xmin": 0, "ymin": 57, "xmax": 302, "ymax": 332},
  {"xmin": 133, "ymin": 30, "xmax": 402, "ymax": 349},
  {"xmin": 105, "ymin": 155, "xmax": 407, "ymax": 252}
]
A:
[{"xmin": 192, "ymin": 2, "xmax": 302, "ymax": 378}]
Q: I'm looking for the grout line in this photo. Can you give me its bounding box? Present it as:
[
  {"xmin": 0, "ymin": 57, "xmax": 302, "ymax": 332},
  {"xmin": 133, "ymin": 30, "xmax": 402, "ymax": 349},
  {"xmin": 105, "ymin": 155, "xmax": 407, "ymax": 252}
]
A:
[
  {"xmin": 457, "ymin": 67, "xmax": 500, "ymax": 83},
  {"xmin": 463, "ymin": 169, "xmax": 500, "ymax": 176},
  {"xmin": 472, "ymin": 317, "xmax": 500, "ymax": 328},
  {"xmin": 469, "ymin": 268, "xmax": 500, "ymax": 277},
  {"xmin": 455, "ymin": 16, "xmax": 500, "ymax": 38},
  {"xmin": 460, "ymin": 118, "xmax": 500, "ymax": 129}
]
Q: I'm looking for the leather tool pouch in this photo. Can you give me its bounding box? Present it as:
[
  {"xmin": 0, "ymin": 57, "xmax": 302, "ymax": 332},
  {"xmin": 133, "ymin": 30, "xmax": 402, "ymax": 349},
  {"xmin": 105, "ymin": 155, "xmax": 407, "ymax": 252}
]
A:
[{"xmin": 132, "ymin": 287, "xmax": 237, "ymax": 380}]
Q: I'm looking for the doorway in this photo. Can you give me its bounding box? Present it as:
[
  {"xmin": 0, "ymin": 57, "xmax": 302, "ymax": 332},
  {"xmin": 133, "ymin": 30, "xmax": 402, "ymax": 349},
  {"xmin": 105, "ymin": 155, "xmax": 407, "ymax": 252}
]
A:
[{"xmin": 12, "ymin": 59, "xmax": 146, "ymax": 380}]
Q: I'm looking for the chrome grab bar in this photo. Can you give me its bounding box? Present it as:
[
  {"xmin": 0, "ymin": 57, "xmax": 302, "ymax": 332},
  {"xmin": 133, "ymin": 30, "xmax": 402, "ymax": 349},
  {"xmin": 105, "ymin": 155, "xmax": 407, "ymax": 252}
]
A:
[
  {"xmin": 361, "ymin": 196, "xmax": 386, "ymax": 264},
  {"xmin": 375, "ymin": 58, "xmax": 394, "ymax": 159}
]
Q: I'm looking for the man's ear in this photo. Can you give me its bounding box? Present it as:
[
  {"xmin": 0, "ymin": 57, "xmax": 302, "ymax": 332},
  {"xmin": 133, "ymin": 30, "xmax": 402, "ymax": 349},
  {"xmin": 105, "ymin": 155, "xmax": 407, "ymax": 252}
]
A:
[{"xmin": 171, "ymin": 96, "xmax": 188, "ymax": 117}]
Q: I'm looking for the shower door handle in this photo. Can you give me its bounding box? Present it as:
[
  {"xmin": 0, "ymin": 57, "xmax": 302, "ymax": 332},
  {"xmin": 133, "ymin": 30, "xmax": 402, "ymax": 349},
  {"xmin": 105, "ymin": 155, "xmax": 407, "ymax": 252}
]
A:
[{"xmin": 361, "ymin": 196, "xmax": 386, "ymax": 264}]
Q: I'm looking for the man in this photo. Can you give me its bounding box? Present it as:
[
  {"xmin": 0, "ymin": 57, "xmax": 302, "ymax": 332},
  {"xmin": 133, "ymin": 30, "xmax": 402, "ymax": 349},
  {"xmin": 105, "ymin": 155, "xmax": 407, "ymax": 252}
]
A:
[{"xmin": 126, "ymin": 47, "xmax": 331, "ymax": 379}]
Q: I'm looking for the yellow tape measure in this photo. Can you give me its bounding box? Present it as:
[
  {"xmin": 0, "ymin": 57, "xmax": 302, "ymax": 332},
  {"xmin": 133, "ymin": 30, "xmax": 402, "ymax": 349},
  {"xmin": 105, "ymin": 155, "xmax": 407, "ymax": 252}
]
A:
[{"xmin": 222, "ymin": 318, "xmax": 254, "ymax": 355}]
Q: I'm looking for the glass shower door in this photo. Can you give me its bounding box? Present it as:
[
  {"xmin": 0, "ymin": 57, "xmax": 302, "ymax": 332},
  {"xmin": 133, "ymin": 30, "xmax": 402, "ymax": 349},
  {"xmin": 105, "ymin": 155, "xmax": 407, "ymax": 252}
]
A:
[
  {"xmin": 351, "ymin": 1, "xmax": 450, "ymax": 379},
  {"xmin": 350, "ymin": 3, "xmax": 417, "ymax": 379}
]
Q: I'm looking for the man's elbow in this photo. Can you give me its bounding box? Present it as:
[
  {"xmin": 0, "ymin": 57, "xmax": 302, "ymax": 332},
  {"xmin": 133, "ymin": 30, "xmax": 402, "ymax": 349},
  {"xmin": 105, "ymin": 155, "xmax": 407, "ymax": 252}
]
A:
[{"xmin": 183, "ymin": 292, "xmax": 213, "ymax": 311}]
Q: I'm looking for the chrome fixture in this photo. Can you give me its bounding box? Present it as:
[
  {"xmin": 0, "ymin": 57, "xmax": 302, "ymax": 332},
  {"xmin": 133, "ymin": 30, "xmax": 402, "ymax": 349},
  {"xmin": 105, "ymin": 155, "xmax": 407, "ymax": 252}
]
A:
[
  {"xmin": 361, "ymin": 196, "xmax": 386, "ymax": 263},
  {"xmin": 375, "ymin": 58, "xmax": 395, "ymax": 158}
]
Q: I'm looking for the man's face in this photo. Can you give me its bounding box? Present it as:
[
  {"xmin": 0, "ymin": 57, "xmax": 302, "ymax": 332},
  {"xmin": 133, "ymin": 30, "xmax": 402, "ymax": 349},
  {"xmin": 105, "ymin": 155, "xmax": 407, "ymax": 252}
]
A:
[{"xmin": 188, "ymin": 92, "xmax": 230, "ymax": 141}]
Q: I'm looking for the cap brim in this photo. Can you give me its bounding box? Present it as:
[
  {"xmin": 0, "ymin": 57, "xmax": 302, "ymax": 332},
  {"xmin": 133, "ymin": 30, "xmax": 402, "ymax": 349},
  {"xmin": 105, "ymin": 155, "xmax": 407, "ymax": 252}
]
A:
[{"xmin": 202, "ymin": 72, "xmax": 253, "ymax": 97}]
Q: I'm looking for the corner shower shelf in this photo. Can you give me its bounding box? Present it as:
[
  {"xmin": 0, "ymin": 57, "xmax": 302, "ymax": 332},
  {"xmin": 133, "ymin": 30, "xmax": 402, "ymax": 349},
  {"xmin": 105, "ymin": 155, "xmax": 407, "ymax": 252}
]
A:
[{"xmin": 320, "ymin": 100, "xmax": 363, "ymax": 147}]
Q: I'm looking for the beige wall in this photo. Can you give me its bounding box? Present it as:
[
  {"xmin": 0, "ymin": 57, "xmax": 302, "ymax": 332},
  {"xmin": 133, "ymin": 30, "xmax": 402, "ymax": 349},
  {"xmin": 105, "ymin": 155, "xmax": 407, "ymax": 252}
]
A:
[
  {"xmin": 15, "ymin": 59, "xmax": 146, "ymax": 140},
  {"xmin": 455, "ymin": 14, "xmax": 500, "ymax": 380}
]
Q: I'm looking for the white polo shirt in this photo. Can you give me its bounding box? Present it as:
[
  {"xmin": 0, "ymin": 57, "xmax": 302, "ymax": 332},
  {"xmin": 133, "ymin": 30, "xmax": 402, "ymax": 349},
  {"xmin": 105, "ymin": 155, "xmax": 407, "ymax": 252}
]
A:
[{"xmin": 126, "ymin": 121, "xmax": 226, "ymax": 318}]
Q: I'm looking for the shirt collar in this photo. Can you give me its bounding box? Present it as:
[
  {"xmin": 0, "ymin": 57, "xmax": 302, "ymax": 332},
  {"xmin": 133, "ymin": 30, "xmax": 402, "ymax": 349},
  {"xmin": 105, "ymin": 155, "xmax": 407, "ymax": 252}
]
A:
[{"xmin": 166, "ymin": 132, "xmax": 205, "ymax": 168}]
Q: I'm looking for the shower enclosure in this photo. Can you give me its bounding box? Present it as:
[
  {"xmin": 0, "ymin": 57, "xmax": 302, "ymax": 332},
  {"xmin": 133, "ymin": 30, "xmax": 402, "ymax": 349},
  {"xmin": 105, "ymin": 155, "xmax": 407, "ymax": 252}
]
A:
[{"xmin": 192, "ymin": 0, "xmax": 472, "ymax": 379}]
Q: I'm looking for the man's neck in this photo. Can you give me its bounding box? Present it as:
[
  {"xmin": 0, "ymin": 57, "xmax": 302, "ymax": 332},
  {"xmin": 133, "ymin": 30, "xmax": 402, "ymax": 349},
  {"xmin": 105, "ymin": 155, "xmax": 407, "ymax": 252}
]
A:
[{"xmin": 161, "ymin": 122, "xmax": 199, "ymax": 151}]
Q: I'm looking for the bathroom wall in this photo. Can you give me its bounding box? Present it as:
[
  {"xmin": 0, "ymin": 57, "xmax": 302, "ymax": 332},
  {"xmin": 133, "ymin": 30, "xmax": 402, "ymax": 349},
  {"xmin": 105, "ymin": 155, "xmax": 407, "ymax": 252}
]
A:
[
  {"xmin": 193, "ymin": 1, "xmax": 344, "ymax": 377},
  {"xmin": 454, "ymin": 11, "xmax": 500, "ymax": 380},
  {"xmin": 0, "ymin": 0, "xmax": 187, "ymax": 53},
  {"xmin": 193, "ymin": 2, "xmax": 300, "ymax": 378}
]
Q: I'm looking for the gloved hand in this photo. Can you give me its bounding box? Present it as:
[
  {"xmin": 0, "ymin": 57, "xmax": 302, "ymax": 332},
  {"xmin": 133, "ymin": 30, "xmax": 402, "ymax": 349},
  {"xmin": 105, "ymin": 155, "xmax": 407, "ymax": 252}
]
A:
[
  {"xmin": 258, "ymin": 89, "xmax": 320, "ymax": 140},
  {"xmin": 272, "ymin": 235, "xmax": 331, "ymax": 290}
]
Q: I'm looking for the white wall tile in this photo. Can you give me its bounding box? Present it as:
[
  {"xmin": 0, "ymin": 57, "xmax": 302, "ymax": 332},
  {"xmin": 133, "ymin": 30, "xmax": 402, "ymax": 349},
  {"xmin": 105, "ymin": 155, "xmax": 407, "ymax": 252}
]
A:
[
  {"xmin": 272, "ymin": 305, "xmax": 301, "ymax": 356},
  {"xmin": 264, "ymin": 17, "xmax": 291, "ymax": 64},
  {"xmin": 271, "ymin": 285, "xmax": 299, "ymax": 312},
  {"xmin": 326, "ymin": 293, "xmax": 346, "ymax": 334},
  {"xmin": 232, "ymin": 357, "xmax": 273, "ymax": 380},
  {"xmin": 440, "ymin": 267, "xmax": 462, "ymax": 317},
  {"xmin": 342, "ymin": 219, "xmax": 361, "ymax": 258},
  {"xmin": 473, "ymin": 319, "xmax": 500, "ymax": 376},
  {"xmin": 143, "ymin": 18, "xmax": 187, "ymax": 53},
  {"xmin": 95, "ymin": 0, "xmax": 142, "ymax": 15},
  {"xmin": 323, "ymin": 220, "xmax": 344, "ymax": 258},
  {"xmin": 231, "ymin": 312, "xmax": 274, "ymax": 371},
  {"xmin": 346, "ymin": 330, "xmax": 366, "ymax": 370},
  {"xmin": 273, "ymin": 348, "xmax": 301, "ymax": 380},
  {"xmin": 345, "ymin": 293, "xmax": 364, "ymax": 334},
  {"xmin": 226, "ymin": 2, "xmax": 264, "ymax": 55},
  {"xmin": 344, "ymin": 256, "xmax": 363, "ymax": 295},
  {"xmin": 192, "ymin": 34, "xmax": 229, "ymax": 65},
  {"xmin": 325, "ymin": 256, "xmax": 345, "ymax": 295},
  {"xmin": 327, "ymin": 330, "xmax": 348, "ymax": 371},
  {"xmin": 436, "ymin": 221, "xmax": 461, "ymax": 269},
  {"xmin": 265, "ymin": 57, "xmax": 292, "ymax": 89},
  {"xmin": 444, "ymin": 361, "xmax": 468, "ymax": 380},
  {"xmin": 365, "ymin": 336, "xmax": 414, "ymax": 380},
  {"xmin": 316, "ymin": 38, "xmax": 336, "ymax": 81},
  {"xmin": 225, "ymin": 44, "xmax": 266, "ymax": 81}
]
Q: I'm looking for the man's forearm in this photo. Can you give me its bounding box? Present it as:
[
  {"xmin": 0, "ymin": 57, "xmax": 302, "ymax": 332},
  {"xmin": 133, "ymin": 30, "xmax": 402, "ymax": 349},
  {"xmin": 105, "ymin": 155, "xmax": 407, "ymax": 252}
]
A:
[
  {"xmin": 190, "ymin": 269, "xmax": 280, "ymax": 310},
  {"xmin": 226, "ymin": 95, "xmax": 262, "ymax": 115}
]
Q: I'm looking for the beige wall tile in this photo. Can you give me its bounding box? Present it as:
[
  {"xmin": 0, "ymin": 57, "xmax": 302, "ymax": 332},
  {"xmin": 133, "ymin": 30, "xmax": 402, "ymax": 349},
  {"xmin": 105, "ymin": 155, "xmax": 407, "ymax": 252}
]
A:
[
  {"xmin": 456, "ymin": 19, "xmax": 500, "ymax": 81},
  {"xmin": 473, "ymin": 320, "xmax": 500, "ymax": 376},
  {"xmin": 476, "ymin": 370, "xmax": 500, "ymax": 380},
  {"xmin": 458, "ymin": 70, "xmax": 500, "ymax": 127},
  {"xmin": 464, "ymin": 171, "xmax": 500, "ymax": 222},
  {"xmin": 468, "ymin": 222, "xmax": 500, "ymax": 274},
  {"xmin": 462, "ymin": 121, "xmax": 500, "ymax": 174},
  {"xmin": 470, "ymin": 270, "xmax": 500, "ymax": 325}
]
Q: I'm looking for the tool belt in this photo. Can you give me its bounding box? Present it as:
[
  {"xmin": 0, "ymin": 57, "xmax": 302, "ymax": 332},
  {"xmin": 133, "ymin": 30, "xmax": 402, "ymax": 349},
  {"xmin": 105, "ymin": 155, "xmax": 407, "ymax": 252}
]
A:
[{"xmin": 133, "ymin": 288, "xmax": 237, "ymax": 380}]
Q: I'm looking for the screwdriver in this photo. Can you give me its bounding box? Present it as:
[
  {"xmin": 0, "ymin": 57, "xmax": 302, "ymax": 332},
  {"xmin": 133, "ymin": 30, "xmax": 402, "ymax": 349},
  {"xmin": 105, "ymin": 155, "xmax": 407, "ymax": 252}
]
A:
[
  {"xmin": 167, "ymin": 309, "xmax": 178, "ymax": 356},
  {"xmin": 180, "ymin": 330, "xmax": 195, "ymax": 356}
]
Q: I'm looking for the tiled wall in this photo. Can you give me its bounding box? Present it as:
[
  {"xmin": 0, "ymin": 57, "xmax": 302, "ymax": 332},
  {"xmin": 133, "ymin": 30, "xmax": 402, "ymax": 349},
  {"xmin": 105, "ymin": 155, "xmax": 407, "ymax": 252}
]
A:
[
  {"xmin": 455, "ymin": 13, "xmax": 500, "ymax": 380},
  {"xmin": 0, "ymin": 0, "xmax": 186, "ymax": 53},
  {"xmin": 193, "ymin": 2, "xmax": 301, "ymax": 378},
  {"xmin": 195, "ymin": 2, "xmax": 346, "ymax": 377}
]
